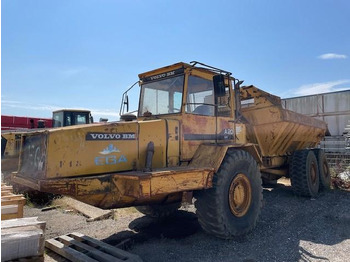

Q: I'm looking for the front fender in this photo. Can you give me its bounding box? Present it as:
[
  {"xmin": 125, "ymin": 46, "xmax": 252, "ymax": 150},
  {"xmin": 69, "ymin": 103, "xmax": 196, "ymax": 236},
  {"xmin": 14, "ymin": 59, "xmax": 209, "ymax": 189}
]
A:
[{"xmin": 189, "ymin": 143, "xmax": 262, "ymax": 173}]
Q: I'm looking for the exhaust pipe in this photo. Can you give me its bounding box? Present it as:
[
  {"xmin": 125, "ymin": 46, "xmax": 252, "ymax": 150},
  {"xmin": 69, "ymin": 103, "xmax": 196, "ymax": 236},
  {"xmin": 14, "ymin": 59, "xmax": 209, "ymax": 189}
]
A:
[{"xmin": 144, "ymin": 141, "xmax": 154, "ymax": 172}]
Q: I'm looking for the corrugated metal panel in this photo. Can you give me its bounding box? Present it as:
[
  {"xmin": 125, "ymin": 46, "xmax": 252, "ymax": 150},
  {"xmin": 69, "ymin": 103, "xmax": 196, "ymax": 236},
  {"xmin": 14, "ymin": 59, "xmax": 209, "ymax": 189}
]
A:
[
  {"xmin": 323, "ymin": 115, "xmax": 349, "ymax": 136},
  {"xmin": 283, "ymin": 95, "xmax": 320, "ymax": 115},
  {"xmin": 323, "ymin": 91, "xmax": 350, "ymax": 113},
  {"xmin": 282, "ymin": 90, "xmax": 350, "ymax": 136}
]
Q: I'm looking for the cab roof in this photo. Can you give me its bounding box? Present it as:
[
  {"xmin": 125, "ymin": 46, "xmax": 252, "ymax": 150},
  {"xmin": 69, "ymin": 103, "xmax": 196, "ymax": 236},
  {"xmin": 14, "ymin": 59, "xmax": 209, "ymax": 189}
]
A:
[
  {"xmin": 138, "ymin": 62, "xmax": 189, "ymax": 79},
  {"xmin": 53, "ymin": 109, "xmax": 91, "ymax": 113},
  {"xmin": 138, "ymin": 61, "xmax": 235, "ymax": 81}
]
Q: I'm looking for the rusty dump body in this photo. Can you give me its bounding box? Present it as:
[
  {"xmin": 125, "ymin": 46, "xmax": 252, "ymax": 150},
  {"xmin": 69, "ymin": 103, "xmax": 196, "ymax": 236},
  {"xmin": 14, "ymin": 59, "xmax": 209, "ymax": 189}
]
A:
[
  {"xmin": 11, "ymin": 62, "xmax": 327, "ymax": 210},
  {"xmin": 240, "ymin": 86, "xmax": 326, "ymax": 175}
]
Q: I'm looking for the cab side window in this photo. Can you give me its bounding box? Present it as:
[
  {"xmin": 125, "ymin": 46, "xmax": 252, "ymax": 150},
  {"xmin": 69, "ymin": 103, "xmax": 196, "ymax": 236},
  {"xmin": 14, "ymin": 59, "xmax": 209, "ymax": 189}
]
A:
[
  {"xmin": 75, "ymin": 114, "xmax": 87, "ymax": 125},
  {"xmin": 186, "ymin": 75, "xmax": 231, "ymax": 117},
  {"xmin": 216, "ymin": 86, "xmax": 231, "ymax": 117},
  {"xmin": 66, "ymin": 115, "xmax": 72, "ymax": 126},
  {"xmin": 186, "ymin": 76, "xmax": 215, "ymax": 116}
]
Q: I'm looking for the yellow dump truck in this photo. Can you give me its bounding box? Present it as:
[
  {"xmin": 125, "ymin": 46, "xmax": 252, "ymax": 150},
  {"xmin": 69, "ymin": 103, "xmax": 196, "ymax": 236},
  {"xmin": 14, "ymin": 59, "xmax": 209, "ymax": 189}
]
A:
[{"xmin": 11, "ymin": 62, "xmax": 330, "ymax": 239}]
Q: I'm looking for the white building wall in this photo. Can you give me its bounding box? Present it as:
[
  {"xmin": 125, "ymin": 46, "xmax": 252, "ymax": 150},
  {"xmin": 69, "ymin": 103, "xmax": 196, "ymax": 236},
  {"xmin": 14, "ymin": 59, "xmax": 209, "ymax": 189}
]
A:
[{"xmin": 282, "ymin": 90, "xmax": 350, "ymax": 136}]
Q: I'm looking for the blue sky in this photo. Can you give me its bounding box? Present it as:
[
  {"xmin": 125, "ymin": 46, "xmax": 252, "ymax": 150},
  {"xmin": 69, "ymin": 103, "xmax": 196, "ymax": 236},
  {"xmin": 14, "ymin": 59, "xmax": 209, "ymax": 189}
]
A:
[{"xmin": 2, "ymin": 0, "xmax": 349, "ymax": 121}]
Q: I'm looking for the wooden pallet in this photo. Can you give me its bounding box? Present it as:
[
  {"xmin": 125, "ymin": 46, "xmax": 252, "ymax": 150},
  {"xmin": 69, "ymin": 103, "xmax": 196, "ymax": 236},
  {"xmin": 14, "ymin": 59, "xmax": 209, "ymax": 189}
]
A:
[
  {"xmin": 1, "ymin": 184, "xmax": 14, "ymax": 195},
  {"xmin": 45, "ymin": 232, "xmax": 143, "ymax": 262},
  {"xmin": 1, "ymin": 183, "xmax": 26, "ymax": 220}
]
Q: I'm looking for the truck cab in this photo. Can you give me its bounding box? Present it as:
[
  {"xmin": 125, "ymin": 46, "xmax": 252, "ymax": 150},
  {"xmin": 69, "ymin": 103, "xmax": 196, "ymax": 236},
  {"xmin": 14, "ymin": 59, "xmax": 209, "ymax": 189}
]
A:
[
  {"xmin": 120, "ymin": 62, "xmax": 247, "ymax": 162},
  {"xmin": 52, "ymin": 109, "xmax": 93, "ymax": 127}
]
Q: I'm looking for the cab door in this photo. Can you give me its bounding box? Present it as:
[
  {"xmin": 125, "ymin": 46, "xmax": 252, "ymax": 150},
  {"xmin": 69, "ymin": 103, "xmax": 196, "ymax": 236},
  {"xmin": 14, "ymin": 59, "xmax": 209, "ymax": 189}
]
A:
[{"xmin": 181, "ymin": 74, "xmax": 234, "ymax": 161}]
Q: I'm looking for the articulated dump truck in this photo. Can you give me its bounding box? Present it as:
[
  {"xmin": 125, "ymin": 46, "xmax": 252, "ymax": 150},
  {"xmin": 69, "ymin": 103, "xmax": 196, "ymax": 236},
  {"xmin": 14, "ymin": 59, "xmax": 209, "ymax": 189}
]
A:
[{"xmin": 11, "ymin": 62, "xmax": 330, "ymax": 239}]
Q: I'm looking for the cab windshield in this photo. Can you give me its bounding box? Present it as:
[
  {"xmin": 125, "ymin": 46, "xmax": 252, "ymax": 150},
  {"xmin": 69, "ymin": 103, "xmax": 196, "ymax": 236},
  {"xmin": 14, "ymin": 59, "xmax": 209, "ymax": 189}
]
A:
[{"xmin": 139, "ymin": 75, "xmax": 184, "ymax": 116}]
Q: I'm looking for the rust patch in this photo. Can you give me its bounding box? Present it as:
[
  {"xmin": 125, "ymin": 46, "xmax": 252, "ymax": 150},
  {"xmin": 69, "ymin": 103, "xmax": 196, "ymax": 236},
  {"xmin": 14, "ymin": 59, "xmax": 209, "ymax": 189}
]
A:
[{"xmin": 182, "ymin": 125, "xmax": 192, "ymax": 134}]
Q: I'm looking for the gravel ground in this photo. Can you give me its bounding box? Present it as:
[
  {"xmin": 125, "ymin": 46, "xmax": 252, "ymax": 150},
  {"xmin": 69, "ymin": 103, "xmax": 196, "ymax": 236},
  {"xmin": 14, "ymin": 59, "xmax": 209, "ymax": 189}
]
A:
[{"xmin": 24, "ymin": 181, "xmax": 350, "ymax": 262}]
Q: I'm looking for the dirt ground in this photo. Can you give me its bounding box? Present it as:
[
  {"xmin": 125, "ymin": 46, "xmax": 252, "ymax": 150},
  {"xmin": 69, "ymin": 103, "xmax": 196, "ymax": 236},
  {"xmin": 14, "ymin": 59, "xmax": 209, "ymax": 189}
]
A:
[{"xmin": 24, "ymin": 180, "xmax": 350, "ymax": 262}]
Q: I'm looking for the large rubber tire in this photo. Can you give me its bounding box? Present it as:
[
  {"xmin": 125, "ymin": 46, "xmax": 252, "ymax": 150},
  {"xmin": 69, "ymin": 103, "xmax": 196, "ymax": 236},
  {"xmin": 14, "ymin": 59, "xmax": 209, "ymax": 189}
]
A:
[
  {"xmin": 135, "ymin": 202, "xmax": 181, "ymax": 218},
  {"xmin": 290, "ymin": 149, "xmax": 320, "ymax": 197},
  {"xmin": 195, "ymin": 149, "xmax": 263, "ymax": 239},
  {"xmin": 313, "ymin": 149, "xmax": 331, "ymax": 190}
]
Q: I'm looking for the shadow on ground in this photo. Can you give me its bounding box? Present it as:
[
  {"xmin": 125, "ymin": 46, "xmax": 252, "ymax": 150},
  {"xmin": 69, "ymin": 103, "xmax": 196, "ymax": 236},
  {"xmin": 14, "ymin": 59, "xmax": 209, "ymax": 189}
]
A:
[
  {"xmin": 103, "ymin": 210, "xmax": 200, "ymax": 246},
  {"xmin": 102, "ymin": 182, "xmax": 350, "ymax": 262}
]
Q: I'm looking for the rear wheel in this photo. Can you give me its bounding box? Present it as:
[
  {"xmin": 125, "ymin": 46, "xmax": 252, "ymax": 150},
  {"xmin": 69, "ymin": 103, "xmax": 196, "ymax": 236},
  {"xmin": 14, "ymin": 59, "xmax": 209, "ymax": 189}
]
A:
[
  {"xmin": 195, "ymin": 149, "xmax": 262, "ymax": 239},
  {"xmin": 290, "ymin": 149, "xmax": 319, "ymax": 197},
  {"xmin": 135, "ymin": 202, "xmax": 181, "ymax": 218},
  {"xmin": 313, "ymin": 149, "xmax": 331, "ymax": 190}
]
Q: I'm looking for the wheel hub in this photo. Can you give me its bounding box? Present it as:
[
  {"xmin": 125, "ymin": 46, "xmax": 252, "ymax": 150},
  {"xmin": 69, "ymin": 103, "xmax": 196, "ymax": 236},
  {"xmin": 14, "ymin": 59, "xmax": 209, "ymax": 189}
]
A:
[
  {"xmin": 229, "ymin": 174, "xmax": 252, "ymax": 217},
  {"xmin": 323, "ymin": 161, "xmax": 329, "ymax": 178},
  {"xmin": 310, "ymin": 162, "xmax": 317, "ymax": 184}
]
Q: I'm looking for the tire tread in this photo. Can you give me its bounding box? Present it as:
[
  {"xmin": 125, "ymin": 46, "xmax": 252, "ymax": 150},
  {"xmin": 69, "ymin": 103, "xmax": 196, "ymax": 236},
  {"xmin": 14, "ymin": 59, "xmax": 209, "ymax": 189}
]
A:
[{"xmin": 195, "ymin": 150, "xmax": 262, "ymax": 239}]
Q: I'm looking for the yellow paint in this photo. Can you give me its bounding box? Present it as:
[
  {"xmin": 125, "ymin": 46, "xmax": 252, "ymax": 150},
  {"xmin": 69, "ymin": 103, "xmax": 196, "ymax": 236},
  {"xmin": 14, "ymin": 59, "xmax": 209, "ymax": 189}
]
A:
[
  {"xmin": 13, "ymin": 167, "xmax": 213, "ymax": 209},
  {"xmin": 166, "ymin": 119, "xmax": 180, "ymax": 167},
  {"xmin": 138, "ymin": 120, "xmax": 167, "ymax": 170},
  {"xmin": 46, "ymin": 122, "xmax": 139, "ymax": 178},
  {"xmin": 1, "ymin": 132, "xmax": 22, "ymax": 157},
  {"xmin": 43, "ymin": 119, "xmax": 175, "ymax": 178}
]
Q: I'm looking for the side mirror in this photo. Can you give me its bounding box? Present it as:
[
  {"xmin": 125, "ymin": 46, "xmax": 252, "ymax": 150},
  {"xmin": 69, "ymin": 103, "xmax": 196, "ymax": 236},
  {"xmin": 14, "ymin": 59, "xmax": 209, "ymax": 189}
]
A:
[
  {"xmin": 123, "ymin": 95, "xmax": 129, "ymax": 113},
  {"xmin": 119, "ymin": 80, "xmax": 139, "ymax": 116},
  {"xmin": 213, "ymin": 74, "xmax": 226, "ymax": 97}
]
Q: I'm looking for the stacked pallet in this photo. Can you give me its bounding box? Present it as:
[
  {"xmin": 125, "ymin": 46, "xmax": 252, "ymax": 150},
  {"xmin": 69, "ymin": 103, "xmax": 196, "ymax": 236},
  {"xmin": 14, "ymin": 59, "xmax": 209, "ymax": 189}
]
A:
[
  {"xmin": 1, "ymin": 217, "xmax": 46, "ymax": 261},
  {"xmin": 1, "ymin": 183, "xmax": 26, "ymax": 220}
]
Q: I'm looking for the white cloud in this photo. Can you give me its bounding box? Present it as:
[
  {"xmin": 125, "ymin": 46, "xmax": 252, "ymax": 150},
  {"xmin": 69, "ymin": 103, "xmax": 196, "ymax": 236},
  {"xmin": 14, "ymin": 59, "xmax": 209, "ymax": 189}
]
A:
[
  {"xmin": 60, "ymin": 67, "xmax": 87, "ymax": 78},
  {"xmin": 318, "ymin": 53, "xmax": 347, "ymax": 60},
  {"xmin": 295, "ymin": 80, "xmax": 350, "ymax": 96},
  {"xmin": 1, "ymin": 100, "xmax": 23, "ymax": 105},
  {"xmin": 2, "ymin": 100, "xmax": 61, "ymax": 112},
  {"xmin": 90, "ymin": 109, "xmax": 120, "ymax": 121},
  {"xmin": 2, "ymin": 100, "xmax": 120, "ymax": 121}
]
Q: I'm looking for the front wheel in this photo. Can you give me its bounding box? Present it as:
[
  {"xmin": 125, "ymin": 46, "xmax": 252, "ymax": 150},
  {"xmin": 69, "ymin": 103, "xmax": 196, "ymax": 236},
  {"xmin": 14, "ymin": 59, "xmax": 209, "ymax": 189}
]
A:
[{"xmin": 195, "ymin": 149, "xmax": 263, "ymax": 239}]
